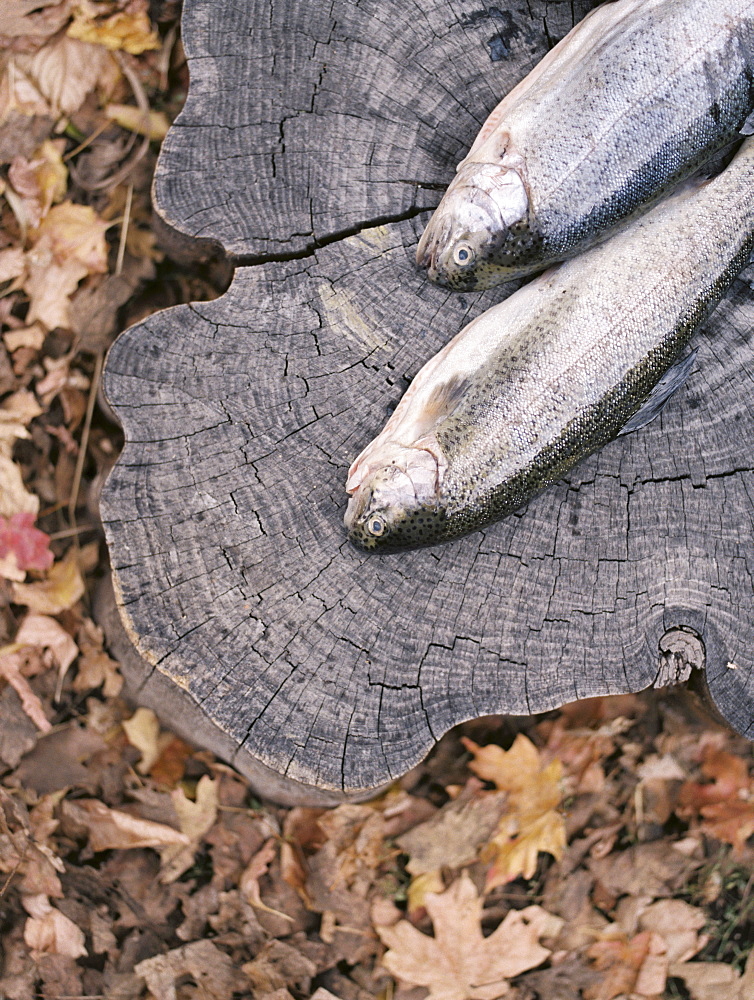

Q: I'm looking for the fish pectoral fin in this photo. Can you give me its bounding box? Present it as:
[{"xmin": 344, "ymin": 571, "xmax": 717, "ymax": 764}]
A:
[
  {"xmin": 421, "ymin": 374, "xmax": 470, "ymax": 427},
  {"xmin": 618, "ymin": 349, "xmax": 699, "ymax": 437},
  {"xmin": 740, "ymin": 110, "xmax": 754, "ymax": 136}
]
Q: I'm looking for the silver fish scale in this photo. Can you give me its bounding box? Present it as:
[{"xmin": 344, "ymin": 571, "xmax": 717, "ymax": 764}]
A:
[
  {"xmin": 419, "ymin": 0, "xmax": 754, "ymax": 290},
  {"xmin": 435, "ymin": 139, "xmax": 754, "ymax": 535},
  {"xmin": 513, "ymin": 0, "xmax": 754, "ymax": 254}
]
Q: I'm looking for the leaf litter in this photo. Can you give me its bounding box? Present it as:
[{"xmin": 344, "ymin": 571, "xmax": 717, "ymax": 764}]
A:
[{"xmin": 1, "ymin": 3, "xmax": 754, "ymax": 999}]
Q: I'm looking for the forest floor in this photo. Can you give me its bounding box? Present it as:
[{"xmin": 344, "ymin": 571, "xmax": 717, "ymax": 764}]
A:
[{"xmin": 1, "ymin": 4, "xmax": 754, "ymax": 999}]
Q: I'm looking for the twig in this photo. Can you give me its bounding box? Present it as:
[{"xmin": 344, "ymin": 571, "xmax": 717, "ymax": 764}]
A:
[
  {"xmin": 63, "ymin": 119, "xmax": 112, "ymax": 162},
  {"xmin": 115, "ymin": 182, "xmax": 133, "ymax": 276},
  {"xmin": 67, "ymin": 351, "xmax": 104, "ymax": 535}
]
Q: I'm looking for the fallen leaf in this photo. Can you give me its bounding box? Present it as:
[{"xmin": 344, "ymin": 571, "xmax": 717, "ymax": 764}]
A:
[
  {"xmin": 242, "ymin": 939, "xmax": 318, "ymax": 996},
  {"xmin": 0, "ymin": 513, "xmax": 54, "ymax": 580},
  {"xmin": 588, "ymin": 841, "xmax": 699, "ymax": 899},
  {"xmin": 638, "ymin": 899, "xmax": 706, "ymax": 964},
  {"xmin": 668, "ymin": 960, "xmax": 741, "ymax": 1000},
  {"xmin": 396, "ymin": 781, "xmax": 508, "ymax": 876},
  {"xmin": 0, "ymin": 454, "xmax": 39, "ymax": 517},
  {"xmin": 135, "ymin": 939, "xmax": 248, "ymax": 1000},
  {"xmin": 0, "ymin": 645, "xmax": 51, "ymax": 731},
  {"xmin": 464, "ymin": 735, "xmax": 567, "ymax": 887},
  {"xmin": 67, "ymin": 8, "xmax": 161, "ymax": 54},
  {"xmin": 0, "ymin": 0, "xmax": 73, "ymax": 45},
  {"xmin": 12, "ymin": 34, "xmax": 116, "ymax": 117},
  {"xmin": 12, "ymin": 549, "xmax": 85, "ymax": 614},
  {"xmin": 22, "ymin": 893, "xmax": 87, "ymax": 960},
  {"xmin": 72, "ymin": 618, "xmax": 122, "ymax": 697},
  {"xmin": 160, "ymin": 774, "xmax": 218, "ymax": 883},
  {"xmin": 3, "ymin": 323, "xmax": 45, "ymax": 352},
  {"xmin": 0, "ymin": 246, "xmax": 25, "ymax": 282},
  {"xmin": 61, "ymin": 798, "xmax": 189, "ymax": 851},
  {"xmin": 378, "ymin": 872, "xmax": 562, "ymax": 1000},
  {"xmin": 24, "ymin": 201, "xmax": 109, "ymax": 329},
  {"xmin": 15, "ymin": 613, "xmax": 77, "ymax": 682},
  {"xmin": 105, "ymin": 103, "xmax": 170, "ymax": 140},
  {"xmin": 122, "ymin": 706, "xmax": 165, "ymax": 774},
  {"xmin": 585, "ymin": 930, "xmax": 665, "ymax": 1000},
  {"xmin": 7, "ymin": 139, "xmax": 66, "ymax": 231}
]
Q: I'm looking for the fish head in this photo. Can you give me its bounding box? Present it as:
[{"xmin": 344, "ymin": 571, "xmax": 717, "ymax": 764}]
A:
[
  {"xmin": 344, "ymin": 446, "xmax": 448, "ymax": 552},
  {"xmin": 416, "ymin": 161, "xmax": 530, "ymax": 290}
]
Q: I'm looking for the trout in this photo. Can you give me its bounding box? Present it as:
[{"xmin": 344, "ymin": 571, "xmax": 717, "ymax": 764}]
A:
[
  {"xmin": 346, "ymin": 139, "xmax": 754, "ymax": 551},
  {"xmin": 416, "ymin": 0, "xmax": 754, "ymax": 290}
]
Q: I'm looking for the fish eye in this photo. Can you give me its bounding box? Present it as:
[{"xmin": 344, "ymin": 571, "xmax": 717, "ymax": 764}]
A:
[
  {"xmin": 366, "ymin": 514, "xmax": 387, "ymax": 537},
  {"xmin": 452, "ymin": 241, "xmax": 475, "ymax": 267}
]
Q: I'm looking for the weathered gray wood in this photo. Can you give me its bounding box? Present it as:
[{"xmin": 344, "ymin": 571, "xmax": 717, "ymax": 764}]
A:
[
  {"xmin": 100, "ymin": 0, "xmax": 754, "ymax": 801},
  {"xmin": 154, "ymin": 0, "xmax": 599, "ymax": 257}
]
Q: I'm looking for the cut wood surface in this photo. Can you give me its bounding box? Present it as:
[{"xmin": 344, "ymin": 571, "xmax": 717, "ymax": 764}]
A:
[{"xmin": 101, "ymin": 0, "xmax": 754, "ymax": 803}]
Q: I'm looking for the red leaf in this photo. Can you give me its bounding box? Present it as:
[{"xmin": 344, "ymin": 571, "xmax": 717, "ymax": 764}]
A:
[{"xmin": 0, "ymin": 513, "xmax": 54, "ymax": 572}]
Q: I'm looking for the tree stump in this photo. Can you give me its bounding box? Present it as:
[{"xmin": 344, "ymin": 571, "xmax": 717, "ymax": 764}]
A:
[{"xmin": 100, "ymin": 0, "xmax": 754, "ymax": 805}]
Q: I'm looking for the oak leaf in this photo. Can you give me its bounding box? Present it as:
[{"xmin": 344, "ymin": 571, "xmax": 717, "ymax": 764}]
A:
[
  {"xmin": 160, "ymin": 774, "xmax": 219, "ymax": 883},
  {"xmin": 464, "ymin": 735, "xmax": 566, "ymax": 887},
  {"xmin": 378, "ymin": 872, "xmax": 562, "ymax": 1000}
]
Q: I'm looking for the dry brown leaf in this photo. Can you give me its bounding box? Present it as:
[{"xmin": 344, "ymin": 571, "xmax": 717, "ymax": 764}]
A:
[
  {"xmin": 13, "ymin": 34, "xmax": 115, "ymax": 117},
  {"xmin": 62, "ymin": 797, "xmax": 189, "ymax": 851},
  {"xmin": 464, "ymin": 735, "xmax": 566, "ymax": 887},
  {"xmin": 638, "ymin": 899, "xmax": 706, "ymax": 964},
  {"xmin": 22, "ymin": 893, "xmax": 87, "ymax": 960},
  {"xmin": 0, "ymin": 246, "xmax": 25, "ymax": 282},
  {"xmin": 67, "ymin": 8, "xmax": 161, "ymax": 54},
  {"xmin": 396, "ymin": 782, "xmax": 508, "ymax": 876},
  {"xmin": 585, "ymin": 930, "xmax": 664, "ymax": 1000},
  {"xmin": 12, "ymin": 549, "xmax": 85, "ymax": 614},
  {"xmin": 378, "ymin": 872, "xmax": 562, "ymax": 1000},
  {"xmin": 135, "ymin": 939, "xmax": 247, "ymax": 1000},
  {"xmin": 0, "ymin": 455, "xmax": 39, "ymax": 518},
  {"xmin": 240, "ymin": 837, "xmax": 293, "ymax": 921},
  {"xmin": 7, "ymin": 138, "xmax": 66, "ymax": 231},
  {"xmin": 0, "ymin": 1, "xmax": 72, "ymax": 44},
  {"xmin": 0, "ymin": 644, "xmax": 51, "ymax": 731},
  {"xmin": 160, "ymin": 774, "xmax": 218, "ymax": 883},
  {"xmin": 72, "ymin": 618, "xmax": 122, "ymax": 697},
  {"xmin": 24, "ymin": 200, "xmax": 109, "ymax": 329},
  {"xmin": 668, "ymin": 961, "xmax": 741, "ymax": 1000},
  {"xmin": 122, "ymin": 706, "xmax": 165, "ymax": 773},
  {"xmin": 3, "ymin": 323, "xmax": 45, "ymax": 352}
]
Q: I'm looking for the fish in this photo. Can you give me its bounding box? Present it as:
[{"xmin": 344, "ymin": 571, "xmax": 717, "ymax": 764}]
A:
[
  {"xmin": 345, "ymin": 137, "xmax": 754, "ymax": 552},
  {"xmin": 416, "ymin": 0, "xmax": 754, "ymax": 291}
]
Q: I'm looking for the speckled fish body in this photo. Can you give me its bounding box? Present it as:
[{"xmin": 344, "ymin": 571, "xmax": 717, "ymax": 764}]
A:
[
  {"xmin": 345, "ymin": 138, "xmax": 754, "ymax": 552},
  {"xmin": 417, "ymin": 0, "xmax": 754, "ymax": 290}
]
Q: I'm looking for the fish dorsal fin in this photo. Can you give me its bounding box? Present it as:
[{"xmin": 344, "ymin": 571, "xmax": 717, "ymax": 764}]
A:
[
  {"xmin": 618, "ymin": 349, "xmax": 698, "ymax": 437},
  {"xmin": 740, "ymin": 109, "xmax": 754, "ymax": 136}
]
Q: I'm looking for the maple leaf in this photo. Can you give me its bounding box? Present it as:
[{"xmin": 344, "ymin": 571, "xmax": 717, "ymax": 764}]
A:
[
  {"xmin": 378, "ymin": 872, "xmax": 562, "ymax": 1000},
  {"xmin": 464, "ymin": 735, "xmax": 567, "ymax": 888}
]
